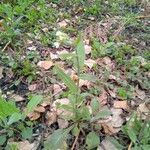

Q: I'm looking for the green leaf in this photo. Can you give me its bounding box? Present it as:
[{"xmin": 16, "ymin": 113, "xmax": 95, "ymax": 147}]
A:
[
  {"xmin": 79, "ymin": 74, "xmax": 98, "ymax": 82},
  {"xmin": 141, "ymin": 145, "xmax": 150, "ymax": 150},
  {"xmin": 0, "ymin": 97, "xmax": 19, "ymax": 119},
  {"xmin": 80, "ymin": 106, "xmax": 91, "ymax": 121},
  {"xmin": 72, "ymin": 125, "xmax": 80, "ymax": 136},
  {"xmin": 91, "ymin": 98, "xmax": 99, "ymax": 113},
  {"xmin": 76, "ymin": 37, "xmax": 85, "ymax": 70},
  {"xmin": 54, "ymin": 66, "xmax": 78, "ymax": 93},
  {"xmin": 127, "ymin": 129, "xmax": 137, "ymax": 144},
  {"xmin": 0, "ymin": 135, "xmax": 6, "ymax": 146},
  {"xmin": 44, "ymin": 126, "xmax": 73, "ymax": 150},
  {"xmin": 86, "ymin": 131, "xmax": 100, "ymax": 149},
  {"xmin": 7, "ymin": 112, "xmax": 23, "ymax": 125},
  {"xmin": 26, "ymin": 95, "xmax": 43, "ymax": 114},
  {"xmin": 91, "ymin": 111, "xmax": 111, "ymax": 122},
  {"xmin": 21, "ymin": 127, "xmax": 33, "ymax": 140}
]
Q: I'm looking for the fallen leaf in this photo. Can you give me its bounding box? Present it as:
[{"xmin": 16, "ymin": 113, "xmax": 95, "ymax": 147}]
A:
[
  {"xmin": 37, "ymin": 61, "xmax": 53, "ymax": 70},
  {"xmin": 84, "ymin": 45, "xmax": 92, "ymax": 54},
  {"xmin": 0, "ymin": 66, "xmax": 3, "ymax": 79},
  {"xmin": 99, "ymin": 90, "xmax": 108, "ymax": 106},
  {"xmin": 58, "ymin": 20, "xmax": 67, "ymax": 27},
  {"xmin": 11, "ymin": 94, "xmax": 25, "ymax": 102},
  {"xmin": 50, "ymin": 52, "xmax": 58, "ymax": 60},
  {"xmin": 53, "ymin": 84, "xmax": 62, "ymax": 96},
  {"xmin": 135, "ymin": 87, "xmax": 146, "ymax": 100},
  {"xmin": 42, "ymin": 27, "xmax": 49, "ymax": 32},
  {"xmin": 8, "ymin": 141, "xmax": 38, "ymax": 150},
  {"xmin": 28, "ymin": 84, "xmax": 37, "ymax": 91},
  {"xmin": 52, "ymin": 98, "xmax": 70, "ymax": 116},
  {"xmin": 35, "ymin": 106, "xmax": 45, "ymax": 113},
  {"xmin": 85, "ymin": 59, "xmax": 96, "ymax": 69},
  {"xmin": 99, "ymin": 108, "xmax": 124, "ymax": 135},
  {"xmin": 27, "ymin": 46, "xmax": 36, "ymax": 51},
  {"xmin": 57, "ymin": 50, "xmax": 68, "ymax": 55},
  {"xmin": 46, "ymin": 111, "xmax": 57, "ymax": 126},
  {"xmin": 79, "ymin": 79, "xmax": 90, "ymax": 88},
  {"xmin": 113, "ymin": 100, "xmax": 129, "ymax": 110},
  {"xmin": 99, "ymin": 138, "xmax": 118, "ymax": 150},
  {"xmin": 102, "ymin": 57, "xmax": 115, "ymax": 71},
  {"xmin": 27, "ymin": 112, "xmax": 40, "ymax": 121},
  {"xmin": 107, "ymin": 89, "xmax": 116, "ymax": 98},
  {"xmin": 57, "ymin": 118, "xmax": 69, "ymax": 129}
]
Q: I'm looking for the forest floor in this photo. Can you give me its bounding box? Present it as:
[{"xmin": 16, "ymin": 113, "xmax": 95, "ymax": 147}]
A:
[{"xmin": 0, "ymin": 0, "xmax": 150, "ymax": 150}]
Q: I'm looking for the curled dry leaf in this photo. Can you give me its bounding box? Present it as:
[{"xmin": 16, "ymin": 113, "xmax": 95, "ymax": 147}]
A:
[
  {"xmin": 57, "ymin": 118, "xmax": 69, "ymax": 129},
  {"xmin": 113, "ymin": 100, "xmax": 129, "ymax": 110},
  {"xmin": 28, "ymin": 84, "xmax": 37, "ymax": 91},
  {"xmin": 79, "ymin": 79, "xmax": 90, "ymax": 88},
  {"xmin": 27, "ymin": 112, "xmax": 40, "ymax": 121},
  {"xmin": 35, "ymin": 106, "xmax": 45, "ymax": 113},
  {"xmin": 46, "ymin": 111, "xmax": 57, "ymax": 126},
  {"xmin": 99, "ymin": 90, "xmax": 108, "ymax": 106},
  {"xmin": 37, "ymin": 61, "xmax": 53, "ymax": 70},
  {"xmin": 84, "ymin": 59, "xmax": 96, "ymax": 69}
]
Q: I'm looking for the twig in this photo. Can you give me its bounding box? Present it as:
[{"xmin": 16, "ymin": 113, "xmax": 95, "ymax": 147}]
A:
[
  {"xmin": 71, "ymin": 130, "xmax": 80, "ymax": 150},
  {"xmin": 2, "ymin": 41, "xmax": 11, "ymax": 52},
  {"xmin": 136, "ymin": 15, "xmax": 150, "ymax": 19},
  {"xmin": 128, "ymin": 142, "xmax": 132, "ymax": 150}
]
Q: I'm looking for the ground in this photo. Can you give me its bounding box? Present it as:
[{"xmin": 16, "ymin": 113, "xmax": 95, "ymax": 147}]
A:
[{"xmin": 0, "ymin": 0, "xmax": 150, "ymax": 150}]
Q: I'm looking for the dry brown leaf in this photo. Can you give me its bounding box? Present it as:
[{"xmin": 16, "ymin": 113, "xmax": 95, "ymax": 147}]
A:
[
  {"xmin": 8, "ymin": 141, "xmax": 38, "ymax": 150},
  {"xmin": 0, "ymin": 66, "xmax": 3, "ymax": 79},
  {"xmin": 37, "ymin": 61, "xmax": 53, "ymax": 70},
  {"xmin": 107, "ymin": 89, "xmax": 116, "ymax": 98},
  {"xmin": 52, "ymin": 98, "xmax": 70, "ymax": 116},
  {"xmin": 99, "ymin": 90, "xmax": 108, "ymax": 106},
  {"xmin": 135, "ymin": 87, "xmax": 146, "ymax": 100},
  {"xmin": 50, "ymin": 52, "xmax": 58, "ymax": 60},
  {"xmin": 53, "ymin": 84, "xmax": 62, "ymax": 96},
  {"xmin": 28, "ymin": 84, "xmax": 37, "ymax": 91},
  {"xmin": 57, "ymin": 50, "xmax": 68, "ymax": 55},
  {"xmin": 58, "ymin": 118, "xmax": 69, "ymax": 129},
  {"xmin": 84, "ymin": 45, "xmax": 92, "ymax": 54},
  {"xmin": 46, "ymin": 111, "xmax": 57, "ymax": 126},
  {"xmin": 35, "ymin": 106, "xmax": 45, "ymax": 113},
  {"xmin": 79, "ymin": 79, "xmax": 90, "ymax": 88},
  {"xmin": 27, "ymin": 112, "xmax": 40, "ymax": 121},
  {"xmin": 84, "ymin": 59, "xmax": 96, "ymax": 69},
  {"xmin": 102, "ymin": 57, "xmax": 115, "ymax": 71},
  {"xmin": 99, "ymin": 108, "xmax": 124, "ymax": 135},
  {"xmin": 113, "ymin": 100, "xmax": 129, "ymax": 110},
  {"xmin": 58, "ymin": 20, "xmax": 67, "ymax": 27},
  {"xmin": 11, "ymin": 94, "xmax": 25, "ymax": 102}
]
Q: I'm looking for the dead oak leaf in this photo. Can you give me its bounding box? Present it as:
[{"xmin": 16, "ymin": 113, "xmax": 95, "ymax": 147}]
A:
[
  {"xmin": 27, "ymin": 112, "xmax": 40, "ymax": 121},
  {"xmin": 113, "ymin": 100, "xmax": 129, "ymax": 110},
  {"xmin": 58, "ymin": 20, "xmax": 68, "ymax": 28},
  {"xmin": 46, "ymin": 111, "xmax": 57, "ymax": 126},
  {"xmin": 37, "ymin": 61, "xmax": 53, "ymax": 70},
  {"xmin": 35, "ymin": 106, "xmax": 45, "ymax": 113},
  {"xmin": 85, "ymin": 59, "xmax": 96, "ymax": 69},
  {"xmin": 99, "ymin": 90, "xmax": 108, "ymax": 106}
]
